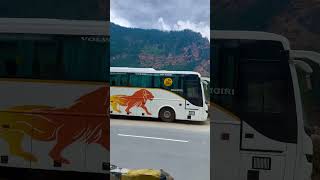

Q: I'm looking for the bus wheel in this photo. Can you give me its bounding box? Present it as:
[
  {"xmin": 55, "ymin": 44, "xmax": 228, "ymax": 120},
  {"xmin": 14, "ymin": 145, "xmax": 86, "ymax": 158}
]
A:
[{"xmin": 159, "ymin": 107, "xmax": 175, "ymax": 122}]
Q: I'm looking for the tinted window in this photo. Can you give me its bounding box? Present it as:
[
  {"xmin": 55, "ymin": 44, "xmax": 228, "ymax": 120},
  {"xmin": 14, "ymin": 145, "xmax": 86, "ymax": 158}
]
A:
[
  {"xmin": 240, "ymin": 64, "xmax": 287, "ymax": 114},
  {"xmin": 0, "ymin": 0, "xmax": 108, "ymax": 20},
  {"xmin": 110, "ymin": 73, "xmax": 128, "ymax": 86},
  {"xmin": 239, "ymin": 40, "xmax": 285, "ymax": 60},
  {"xmin": 0, "ymin": 34, "xmax": 108, "ymax": 81},
  {"xmin": 238, "ymin": 62, "xmax": 297, "ymax": 143},
  {"xmin": 184, "ymin": 75, "xmax": 203, "ymax": 107},
  {"xmin": 211, "ymin": 41, "xmax": 238, "ymax": 111},
  {"xmin": 212, "ymin": 39, "xmax": 297, "ymax": 143},
  {"xmin": 128, "ymin": 73, "xmax": 152, "ymax": 88},
  {"xmin": 154, "ymin": 75, "xmax": 183, "ymax": 90}
]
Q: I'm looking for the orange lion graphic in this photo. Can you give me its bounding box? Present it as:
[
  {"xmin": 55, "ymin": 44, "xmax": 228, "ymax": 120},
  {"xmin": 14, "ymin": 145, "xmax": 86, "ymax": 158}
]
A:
[
  {"xmin": 0, "ymin": 86, "xmax": 109, "ymax": 164},
  {"xmin": 110, "ymin": 89, "xmax": 154, "ymax": 115}
]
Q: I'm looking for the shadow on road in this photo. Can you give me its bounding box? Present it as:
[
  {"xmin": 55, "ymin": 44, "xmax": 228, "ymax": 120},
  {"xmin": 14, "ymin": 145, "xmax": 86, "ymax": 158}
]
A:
[{"xmin": 111, "ymin": 115, "xmax": 209, "ymax": 126}]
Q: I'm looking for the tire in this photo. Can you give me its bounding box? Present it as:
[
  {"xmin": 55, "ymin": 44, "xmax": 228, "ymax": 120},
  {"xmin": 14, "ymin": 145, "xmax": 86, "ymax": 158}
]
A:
[{"xmin": 159, "ymin": 107, "xmax": 175, "ymax": 122}]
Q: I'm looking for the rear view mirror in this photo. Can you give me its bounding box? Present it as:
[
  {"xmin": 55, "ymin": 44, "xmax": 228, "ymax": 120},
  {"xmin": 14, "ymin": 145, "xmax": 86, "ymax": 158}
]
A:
[
  {"xmin": 294, "ymin": 60, "xmax": 313, "ymax": 91},
  {"xmin": 305, "ymin": 74, "xmax": 313, "ymax": 91}
]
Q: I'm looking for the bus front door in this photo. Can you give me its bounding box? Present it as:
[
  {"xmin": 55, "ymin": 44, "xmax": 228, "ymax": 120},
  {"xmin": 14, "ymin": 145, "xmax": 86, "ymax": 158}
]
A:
[{"xmin": 238, "ymin": 60, "xmax": 297, "ymax": 180}]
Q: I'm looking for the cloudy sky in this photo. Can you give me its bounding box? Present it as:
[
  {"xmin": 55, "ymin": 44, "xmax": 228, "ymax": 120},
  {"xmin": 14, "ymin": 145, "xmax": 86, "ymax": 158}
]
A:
[{"xmin": 110, "ymin": 0, "xmax": 210, "ymax": 39}]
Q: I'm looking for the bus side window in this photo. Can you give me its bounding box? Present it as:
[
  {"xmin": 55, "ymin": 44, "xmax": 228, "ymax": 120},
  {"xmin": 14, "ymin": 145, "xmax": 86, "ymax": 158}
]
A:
[
  {"xmin": 0, "ymin": 60, "xmax": 3, "ymax": 75},
  {"xmin": 110, "ymin": 74, "xmax": 116, "ymax": 86},
  {"xmin": 110, "ymin": 74, "xmax": 128, "ymax": 86},
  {"xmin": 171, "ymin": 75, "xmax": 184, "ymax": 95},
  {"xmin": 33, "ymin": 41, "xmax": 59, "ymax": 79},
  {"xmin": 153, "ymin": 75, "xmax": 182, "ymax": 92},
  {"xmin": 153, "ymin": 75, "xmax": 161, "ymax": 88},
  {"xmin": 120, "ymin": 74, "xmax": 129, "ymax": 86},
  {"xmin": 0, "ymin": 41, "xmax": 17, "ymax": 77},
  {"xmin": 129, "ymin": 74, "xmax": 152, "ymax": 88},
  {"xmin": 5, "ymin": 59, "xmax": 17, "ymax": 76},
  {"xmin": 173, "ymin": 75, "xmax": 183, "ymax": 90}
]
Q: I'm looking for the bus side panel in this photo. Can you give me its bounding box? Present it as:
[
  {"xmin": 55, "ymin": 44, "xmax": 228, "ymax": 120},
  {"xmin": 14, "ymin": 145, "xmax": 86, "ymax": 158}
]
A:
[
  {"xmin": 240, "ymin": 153, "xmax": 285, "ymax": 180},
  {"xmin": 0, "ymin": 82, "xmax": 33, "ymax": 169},
  {"xmin": 110, "ymin": 87, "xmax": 186, "ymax": 119},
  {"xmin": 184, "ymin": 100, "xmax": 208, "ymax": 121},
  {"xmin": 85, "ymin": 134, "xmax": 109, "ymax": 173},
  {"xmin": 110, "ymin": 87, "xmax": 208, "ymax": 121},
  {"xmin": 0, "ymin": 131, "xmax": 31, "ymax": 169},
  {"xmin": 31, "ymin": 119, "xmax": 87, "ymax": 172},
  {"xmin": 0, "ymin": 80, "xmax": 108, "ymax": 173},
  {"xmin": 211, "ymin": 122, "xmax": 241, "ymax": 180},
  {"xmin": 85, "ymin": 110, "xmax": 109, "ymax": 173}
]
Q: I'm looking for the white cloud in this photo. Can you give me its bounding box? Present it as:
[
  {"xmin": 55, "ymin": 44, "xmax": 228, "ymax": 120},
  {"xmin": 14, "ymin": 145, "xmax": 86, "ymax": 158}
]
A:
[
  {"xmin": 157, "ymin": 17, "xmax": 171, "ymax": 31},
  {"xmin": 154, "ymin": 17, "xmax": 210, "ymax": 39},
  {"xmin": 110, "ymin": 0, "xmax": 210, "ymax": 40},
  {"xmin": 110, "ymin": 10, "xmax": 133, "ymax": 28},
  {"xmin": 173, "ymin": 20, "xmax": 210, "ymax": 39}
]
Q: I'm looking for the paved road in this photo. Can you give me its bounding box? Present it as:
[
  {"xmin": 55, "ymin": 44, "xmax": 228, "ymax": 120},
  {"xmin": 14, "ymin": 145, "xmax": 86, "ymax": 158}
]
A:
[{"xmin": 110, "ymin": 117, "xmax": 210, "ymax": 180}]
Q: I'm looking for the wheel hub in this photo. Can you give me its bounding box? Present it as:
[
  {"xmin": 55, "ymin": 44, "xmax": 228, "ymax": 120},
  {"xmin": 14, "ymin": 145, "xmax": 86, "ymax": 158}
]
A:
[{"xmin": 164, "ymin": 111, "xmax": 171, "ymax": 118}]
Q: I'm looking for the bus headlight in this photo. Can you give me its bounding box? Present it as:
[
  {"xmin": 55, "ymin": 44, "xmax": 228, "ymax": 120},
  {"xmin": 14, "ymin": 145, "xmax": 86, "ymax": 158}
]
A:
[{"xmin": 189, "ymin": 111, "xmax": 195, "ymax": 116}]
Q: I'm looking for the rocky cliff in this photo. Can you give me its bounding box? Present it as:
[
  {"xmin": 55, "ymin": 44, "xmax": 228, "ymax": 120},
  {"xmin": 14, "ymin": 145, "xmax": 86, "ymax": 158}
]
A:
[{"xmin": 110, "ymin": 23, "xmax": 210, "ymax": 76}]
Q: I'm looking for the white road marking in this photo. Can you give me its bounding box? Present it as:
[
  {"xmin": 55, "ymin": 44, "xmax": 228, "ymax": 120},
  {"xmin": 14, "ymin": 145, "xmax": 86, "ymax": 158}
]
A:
[{"xmin": 117, "ymin": 133, "xmax": 189, "ymax": 143}]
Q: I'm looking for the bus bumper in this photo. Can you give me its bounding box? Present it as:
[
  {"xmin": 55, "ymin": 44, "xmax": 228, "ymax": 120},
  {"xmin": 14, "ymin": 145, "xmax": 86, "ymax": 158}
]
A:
[
  {"xmin": 299, "ymin": 154, "xmax": 313, "ymax": 180},
  {"xmin": 190, "ymin": 109, "xmax": 208, "ymax": 121}
]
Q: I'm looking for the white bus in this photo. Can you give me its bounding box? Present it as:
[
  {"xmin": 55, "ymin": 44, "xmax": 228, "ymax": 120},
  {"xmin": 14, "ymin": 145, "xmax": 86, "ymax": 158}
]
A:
[
  {"xmin": 110, "ymin": 67, "xmax": 208, "ymax": 122},
  {"xmin": 210, "ymin": 30, "xmax": 314, "ymax": 180},
  {"xmin": 0, "ymin": 18, "xmax": 109, "ymax": 177}
]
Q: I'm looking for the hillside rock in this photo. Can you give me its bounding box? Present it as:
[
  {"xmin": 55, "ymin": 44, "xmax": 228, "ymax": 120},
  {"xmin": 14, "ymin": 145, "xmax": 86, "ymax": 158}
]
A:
[
  {"xmin": 213, "ymin": 0, "xmax": 320, "ymax": 52},
  {"xmin": 110, "ymin": 23, "xmax": 210, "ymax": 76}
]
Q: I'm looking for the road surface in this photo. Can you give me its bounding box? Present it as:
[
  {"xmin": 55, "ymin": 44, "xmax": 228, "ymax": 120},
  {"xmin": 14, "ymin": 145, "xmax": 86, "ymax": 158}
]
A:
[{"xmin": 110, "ymin": 117, "xmax": 210, "ymax": 180}]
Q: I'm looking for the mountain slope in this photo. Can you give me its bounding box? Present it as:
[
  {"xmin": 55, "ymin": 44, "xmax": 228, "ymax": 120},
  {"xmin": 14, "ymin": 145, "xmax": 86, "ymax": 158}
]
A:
[
  {"xmin": 110, "ymin": 23, "xmax": 210, "ymax": 76},
  {"xmin": 212, "ymin": 0, "xmax": 320, "ymax": 52}
]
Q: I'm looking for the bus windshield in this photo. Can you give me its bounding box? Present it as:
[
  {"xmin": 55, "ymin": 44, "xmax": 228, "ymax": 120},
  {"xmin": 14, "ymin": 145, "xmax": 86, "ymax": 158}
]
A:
[
  {"xmin": 295, "ymin": 58, "xmax": 320, "ymax": 130},
  {"xmin": 0, "ymin": 33, "xmax": 108, "ymax": 81},
  {"xmin": 212, "ymin": 39, "xmax": 298, "ymax": 143}
]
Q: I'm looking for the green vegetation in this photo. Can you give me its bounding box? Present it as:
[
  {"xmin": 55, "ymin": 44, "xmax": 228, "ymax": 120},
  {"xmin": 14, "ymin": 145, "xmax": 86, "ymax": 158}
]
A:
[{"xmin": 110, "ymin": 23, "xmax": 209, "ymax": 75}]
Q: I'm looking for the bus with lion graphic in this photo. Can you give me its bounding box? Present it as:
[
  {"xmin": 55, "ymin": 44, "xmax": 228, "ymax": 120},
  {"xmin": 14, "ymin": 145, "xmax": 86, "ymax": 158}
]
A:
[
  {"xmin": 0, "ymin": 17, "xmax": 109, "ymax": 175},
  {"xmin": 110, "ymin": 67, "xmax": 208, "ymax": 122}
]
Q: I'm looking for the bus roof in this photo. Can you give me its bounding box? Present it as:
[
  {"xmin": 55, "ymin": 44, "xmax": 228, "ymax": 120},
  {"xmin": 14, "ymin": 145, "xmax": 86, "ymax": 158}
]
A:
[
  {"xmin": 0, "ymin": 18, "xmax": 109, "ymax": 35},
  {"xmin": 291, "ymin": 50, "xmax": 320, "ymax": 64},
  {"xmin": 210, "ymin": 30, "xmax": 290, "ymax": 50},
  {"xmin": 110, "ymin": 67, "xmax": 201, "ymax": 77}
]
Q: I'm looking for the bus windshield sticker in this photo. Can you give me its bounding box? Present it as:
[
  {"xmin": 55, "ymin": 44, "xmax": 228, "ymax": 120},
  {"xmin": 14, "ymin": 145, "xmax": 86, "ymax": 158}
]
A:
[
  {"xmin": 81, "ymin": 36, "xmax": 109, "ymax": 43},
  {"xmin": 212, "ymin": 88, "xmax": 235, "ymax": 95},
  {"xmin": 164, "ymin": 78, "xmax": 173, "ymax": 87},
  {"xmin": 171, "ymin": 89, "xmax": 183, "ymax": 92}
]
